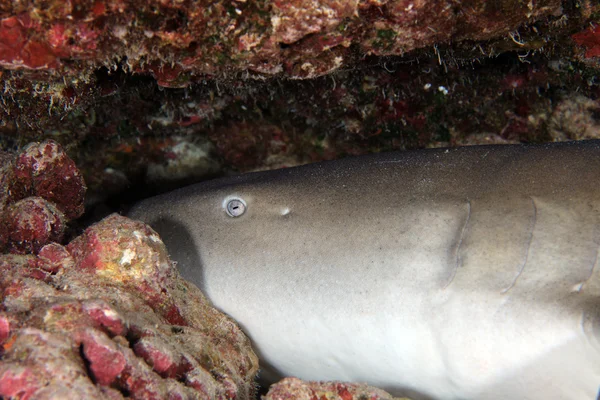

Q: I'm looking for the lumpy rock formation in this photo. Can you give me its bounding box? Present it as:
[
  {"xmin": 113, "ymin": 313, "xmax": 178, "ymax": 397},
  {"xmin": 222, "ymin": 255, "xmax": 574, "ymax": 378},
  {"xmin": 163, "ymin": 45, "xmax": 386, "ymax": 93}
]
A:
[{"xmin": 0, "ymin": 142, "xmax": 259, "ymax": 399}]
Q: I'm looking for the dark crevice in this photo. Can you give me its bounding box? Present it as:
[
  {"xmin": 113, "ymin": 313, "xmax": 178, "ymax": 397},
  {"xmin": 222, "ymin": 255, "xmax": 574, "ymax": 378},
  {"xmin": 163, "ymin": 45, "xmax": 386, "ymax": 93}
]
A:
[
  {"xmin": 171, "ymin": 326, "xmax": 184, "ymax": 334},
  {"xmin": 124, "ymin": 329, "xmax": 143, "ymax": 349},
  {"xmin": 79, "ymin": 344, "xmax": 95, "ymax": 384}
]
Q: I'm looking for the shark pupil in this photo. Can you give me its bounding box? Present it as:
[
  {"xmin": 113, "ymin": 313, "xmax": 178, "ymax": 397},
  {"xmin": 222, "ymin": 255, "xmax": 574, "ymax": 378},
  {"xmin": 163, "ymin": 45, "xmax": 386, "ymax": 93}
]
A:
[{"xmin": 226, "ymin": 198, "xmax": 246, "ymax": 217}]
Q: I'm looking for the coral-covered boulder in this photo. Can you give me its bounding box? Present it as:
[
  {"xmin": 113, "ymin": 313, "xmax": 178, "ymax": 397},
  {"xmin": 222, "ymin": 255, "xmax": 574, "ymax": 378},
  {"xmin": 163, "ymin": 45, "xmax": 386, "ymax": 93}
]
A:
[
  {"xmin": 0, "ymin": 140, "xmax": 86, "ymax": 254},
  {"xmin": 0, "ymin": 197, "xmax": 66, "ymax": 254},
  {"xmin": 265, "ymin": 377, "xmax": 404, "ymax": 400},
  {"xmin": 12, "ymin": 140, "xmax": 86, "ymax": 219},
  {"xmin": 0, "ymin": 215, "xmax": 259, "ymax": 399}
]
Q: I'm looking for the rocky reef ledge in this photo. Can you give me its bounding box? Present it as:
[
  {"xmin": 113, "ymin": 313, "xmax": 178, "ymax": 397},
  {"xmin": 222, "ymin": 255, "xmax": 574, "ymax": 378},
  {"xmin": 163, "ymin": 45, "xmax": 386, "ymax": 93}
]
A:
[{"xmin": 0, "ymin": 140, "xmax": 260, "ymax": 399}]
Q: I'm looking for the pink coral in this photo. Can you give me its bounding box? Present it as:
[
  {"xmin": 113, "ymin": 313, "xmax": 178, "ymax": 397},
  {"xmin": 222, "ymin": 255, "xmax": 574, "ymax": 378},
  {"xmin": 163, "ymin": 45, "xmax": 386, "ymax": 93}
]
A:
[
  {"xmin": 0, "ymin": 14, "xmax": 60, "ymax": 70},
  {"xmin": 0, "ymin": 141, "xmax": 257, "ymax": 399},
  {"xmin": 0, "ymin": 197, "xmax": 66, "ymax": 254},
  {"xmin": 12, "ymin": 140, "xmax": 86, "ymax": 219},
  {"xmin": 0, "ymin": 0, "xmax": 563, "ymax": 81},
  {"xmin": 67, "ymin": 214, "xmax": 188, "ymax": 324},
  {"xmin": 572, "ymin": 25, "xmax": 600, "ymax": 59},
  {"xmin": 0, "ymin": 215, "xmax": 259, "ymax": 399},
  {"xmin": 0, "ymin": 140, "xmax": 85, "ymax": 254}
]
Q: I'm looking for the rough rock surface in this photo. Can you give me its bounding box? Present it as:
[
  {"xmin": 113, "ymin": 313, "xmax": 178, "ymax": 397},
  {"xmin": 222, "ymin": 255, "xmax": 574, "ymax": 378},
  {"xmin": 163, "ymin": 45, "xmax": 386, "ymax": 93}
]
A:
[
  {"xmin": 11, "ymin": 139, "xmax": 87, "ymax": 219},
  {"xmin": 0, "ymin": 0, "xmax": 564, "ymax": 81},
  {"xmin": 572, "ymin": 24, "xmax": 600, "ymax": 67},
  {"xmin": 0, "ymin": 140, "xmax": 85, "ymax": 253},
  {"xmin": 0, "ymin": 215, "xmax": 259, "ymax": 399},
  {"xmin": 265, "ymin": 377, "xmax": 407, "ymax": 400},
  {"xmin": 548, "ymin": 94, "xmax": 600, "ymax": 141},
  {"xmin": 0, "ymin": 197, "xmax": 66, "ymax": 254},
  {"xmin": 0, "ymin": 142, "xmax": 259, "ymax": 399},
  {"xmin": 0, "ymin": 0, "xmax": 598, "ymax": 206}
]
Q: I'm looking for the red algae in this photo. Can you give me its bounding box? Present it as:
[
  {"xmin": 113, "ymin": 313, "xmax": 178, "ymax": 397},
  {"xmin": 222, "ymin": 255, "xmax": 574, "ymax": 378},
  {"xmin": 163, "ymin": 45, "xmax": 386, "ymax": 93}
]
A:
[
  {"xmin": 12, "ymin": 140, "xmax": 86, "ymax": 219},
  {"xmin": 78, "ymin": 328, "xmax": 128, "ymax": 386},
  {"xmin": 0, "ymin": 14, "xmax": 61, "ymax": 70},
  {"xmin": 0, "ymin": 218, "xmax": 259, "ymax": 399},
  {"xmin": 0, "ymin": 141, "xmax": 258, "ymax": 399},
  {"xmin": 0, "ymin": 363, "xmax": 44, "ymax": 400},
  {"xmin": 573, "ymin": 25, "xmax": 600, "ymax": 59},
  {"xmin": 0, "ymin": 197, "xmax": 66, "ymax": 254},
  {"xmin": 0, "ymin": 0, "xmax": 562, "ymax": 81},
  {"xmin": 0, "ymin": 140, "xmax": 84, "ymax": 254}
]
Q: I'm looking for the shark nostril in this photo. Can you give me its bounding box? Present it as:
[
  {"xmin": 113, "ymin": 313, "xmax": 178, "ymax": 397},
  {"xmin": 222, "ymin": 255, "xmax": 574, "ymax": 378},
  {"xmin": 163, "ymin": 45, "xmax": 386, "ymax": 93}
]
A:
[{"xmin": 226, "ymin": 198, "xmax": 246, "ymax": 217}]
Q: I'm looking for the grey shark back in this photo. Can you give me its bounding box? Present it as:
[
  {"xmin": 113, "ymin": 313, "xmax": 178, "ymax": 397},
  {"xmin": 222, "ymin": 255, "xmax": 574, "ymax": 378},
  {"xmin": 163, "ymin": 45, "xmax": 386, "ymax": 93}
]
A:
[{"xmin": 129, "ymin": 141, "xmax": 600, "ymax": 400}]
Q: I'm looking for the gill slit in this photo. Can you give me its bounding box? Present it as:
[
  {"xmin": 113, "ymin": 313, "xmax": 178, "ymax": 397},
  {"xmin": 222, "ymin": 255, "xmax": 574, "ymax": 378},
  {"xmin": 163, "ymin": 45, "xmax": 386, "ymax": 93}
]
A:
[
  {"xmin": 502, "ymin": 196, "xmax": 537, "ymax": 294},
  {"xmin": 443, "ymin": 200, "xmax": 471, "ymax": 289},
  {"xmin": 577, "ymin": 243, "xmax": 599, "ymax": 293}
]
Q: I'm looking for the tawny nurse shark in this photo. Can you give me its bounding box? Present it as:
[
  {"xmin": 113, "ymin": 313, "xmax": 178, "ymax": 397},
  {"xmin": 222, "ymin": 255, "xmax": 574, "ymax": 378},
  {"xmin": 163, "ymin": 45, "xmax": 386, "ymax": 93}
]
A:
[{"xmin": 129, "ymin": 140, "xmax": 600, "ymax": 400}]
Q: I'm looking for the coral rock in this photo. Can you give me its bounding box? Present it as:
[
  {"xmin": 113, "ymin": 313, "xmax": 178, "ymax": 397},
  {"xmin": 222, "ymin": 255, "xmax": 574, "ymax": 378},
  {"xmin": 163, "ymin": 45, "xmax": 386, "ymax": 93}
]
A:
[
  {"xmin": 549, "ymin": 95, "xmax": 600, "ymax": 141},
  {"xmin": 265, "ymin": 377, "xmax": 406, "ymax": 400},
  {"xmin": 0, "ymin": 0, "xmax": 563, "ymax": 80},
  {"xmin": 0, "ymin": 364, "xmax": 44, "ymax": 400},
  {"xmin": 37, "ymin": 242, "xmax": 75, "ymax": 273},
  {"xmin": 133, "ymin": 336, "xmax": 191, "ymax": 379},
  {"xmin": 572, "ymin": 25, "xmax": 600, "ymax": 59},
  {"xmin": 0, "ymin": 142, "xmax": 85, "ymax": 253},
  {"xmin": 78, "ymin": 328, "xmax": 127, "ymax": 386},
  {"xmin": 12, "ymin": 140, "xmax": 86, "ymax": 219},
  {"xmin": 0, "ymin": 328, "xmax": 107, "ymax": 400},
  {"xmin": 0, "ymin": 196, "xmax": 66, "ymax": 254},
  {"xmin": 66, "ymin": 214, "xmax": 186, "ymax": 324},
  {"xmin": 0, "ymin": 214, "xmax": 258, "ymax": 399}
]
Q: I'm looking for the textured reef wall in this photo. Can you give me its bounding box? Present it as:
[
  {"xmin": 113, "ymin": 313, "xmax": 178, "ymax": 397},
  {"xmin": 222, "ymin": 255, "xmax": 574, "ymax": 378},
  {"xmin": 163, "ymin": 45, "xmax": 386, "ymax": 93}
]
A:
[
  {"xmin": 0, "ymin": 0, "xmax": 567, "ymax": 80},
  {"xmin": 0, "ymin": 0, "xmax": 598, "ymax": 205}
]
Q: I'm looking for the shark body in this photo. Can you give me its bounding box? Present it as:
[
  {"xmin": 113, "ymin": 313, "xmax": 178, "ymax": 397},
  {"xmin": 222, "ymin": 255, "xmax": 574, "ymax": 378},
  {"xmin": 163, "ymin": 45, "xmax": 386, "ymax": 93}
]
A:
[{"xmin": 130, "ymin": 141, "xmax": 600, "ymax": 400}]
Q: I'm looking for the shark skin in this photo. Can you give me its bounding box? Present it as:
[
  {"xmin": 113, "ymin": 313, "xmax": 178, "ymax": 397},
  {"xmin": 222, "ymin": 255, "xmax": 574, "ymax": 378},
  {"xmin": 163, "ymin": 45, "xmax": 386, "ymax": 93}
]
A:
[{"xmin": 129, "ymin": 141, "xmax": 600, "ymax": 400}]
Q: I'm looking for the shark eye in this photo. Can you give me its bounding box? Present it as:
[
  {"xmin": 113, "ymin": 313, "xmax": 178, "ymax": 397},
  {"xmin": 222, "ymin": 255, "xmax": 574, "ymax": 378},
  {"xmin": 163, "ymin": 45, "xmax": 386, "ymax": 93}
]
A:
[{"xmin": 225, "ymin": 198, "xmax": 246, "ymax": 217}]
